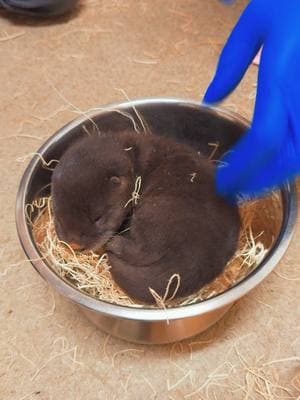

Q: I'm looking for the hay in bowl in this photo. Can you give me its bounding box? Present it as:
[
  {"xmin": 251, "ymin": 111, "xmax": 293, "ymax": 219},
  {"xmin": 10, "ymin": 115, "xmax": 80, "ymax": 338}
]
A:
[{"xmin": 26, "ymin": 191, "xmax": 282, "ymax": 309}]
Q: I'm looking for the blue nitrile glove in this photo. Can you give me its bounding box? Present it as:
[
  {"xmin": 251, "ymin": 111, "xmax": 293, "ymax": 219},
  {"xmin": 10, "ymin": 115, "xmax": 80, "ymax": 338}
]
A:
[{"xmin": 204, "ymin": 0, "xmax": 300, "ymax": 201}]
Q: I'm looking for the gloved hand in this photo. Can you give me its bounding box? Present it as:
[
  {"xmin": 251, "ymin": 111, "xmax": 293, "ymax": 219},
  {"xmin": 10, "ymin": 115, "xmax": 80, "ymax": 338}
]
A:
[
  {"xmin": 0, "ymin": 0, "xmax": 78, "ymax": 16},
  {"xmin": 204, "ymin": 0, "xmax": 300, "ymax": 201}
]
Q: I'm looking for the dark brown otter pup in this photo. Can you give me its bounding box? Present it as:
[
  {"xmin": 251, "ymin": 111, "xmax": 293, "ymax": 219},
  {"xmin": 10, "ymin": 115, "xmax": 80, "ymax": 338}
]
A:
[{"xmin": 51, "ymin": 131, "xmax": 241, "ymax": 303}]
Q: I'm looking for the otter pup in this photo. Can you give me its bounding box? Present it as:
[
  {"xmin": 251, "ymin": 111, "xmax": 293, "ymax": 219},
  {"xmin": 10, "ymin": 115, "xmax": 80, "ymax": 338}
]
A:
[{"xmin": 51, "ymin": 131, "xmax": 240, "ymax": 303}]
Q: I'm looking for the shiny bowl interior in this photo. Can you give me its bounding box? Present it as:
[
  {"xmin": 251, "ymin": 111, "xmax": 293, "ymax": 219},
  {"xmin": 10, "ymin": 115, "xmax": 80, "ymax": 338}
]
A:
[{"xmin": 15, "ymin": 98, "xmax": 297, "ymax": 343}]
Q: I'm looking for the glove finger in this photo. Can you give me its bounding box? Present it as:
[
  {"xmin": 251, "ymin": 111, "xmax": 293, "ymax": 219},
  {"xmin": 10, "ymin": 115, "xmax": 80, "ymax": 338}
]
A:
[
  {"xmin": 236, "ymin": 132, "xmax": 300, "ymax": 197},
  {"xmin": 204, "ymin": 1, "xmax": 265, "ymax": 103}
]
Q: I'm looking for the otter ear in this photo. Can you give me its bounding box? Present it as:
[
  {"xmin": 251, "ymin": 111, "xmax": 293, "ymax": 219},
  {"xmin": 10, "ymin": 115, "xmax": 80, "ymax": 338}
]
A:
[{"xmin": 110, "ymin": 176, "xmax": 121, "ymax": 185}]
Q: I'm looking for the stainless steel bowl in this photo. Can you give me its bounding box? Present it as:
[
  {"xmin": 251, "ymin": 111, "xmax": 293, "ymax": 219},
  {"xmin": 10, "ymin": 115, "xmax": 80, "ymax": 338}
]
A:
[{"xmin": 15, "ymin": 98, "xmax": 297, "ymax": 344}]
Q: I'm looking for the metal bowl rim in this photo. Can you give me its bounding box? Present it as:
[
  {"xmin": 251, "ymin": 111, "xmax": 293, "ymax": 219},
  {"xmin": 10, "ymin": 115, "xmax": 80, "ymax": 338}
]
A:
[{"xmin": 15, "ymin": 97, "xmax": 297, "ymax": 322}]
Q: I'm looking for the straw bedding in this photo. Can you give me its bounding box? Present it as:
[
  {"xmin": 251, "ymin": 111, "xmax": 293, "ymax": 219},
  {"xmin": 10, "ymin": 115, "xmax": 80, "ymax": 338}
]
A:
[{"xmin": 27, "ymin": 189, "xmax": 282, "ymax": 308}]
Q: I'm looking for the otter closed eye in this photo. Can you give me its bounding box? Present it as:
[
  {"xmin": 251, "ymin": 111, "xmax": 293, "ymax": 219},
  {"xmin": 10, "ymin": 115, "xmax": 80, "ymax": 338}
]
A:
[
  {"xmin": 110, "ymin": 176, "xmax": 121, "ymax": 185},
  {"xmin": 93, "ymin": 215, "xmax": 102, "ymax": 223}
]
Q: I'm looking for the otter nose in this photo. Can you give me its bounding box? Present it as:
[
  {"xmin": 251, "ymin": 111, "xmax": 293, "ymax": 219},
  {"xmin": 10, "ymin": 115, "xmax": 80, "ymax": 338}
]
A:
[{"xmin": 69, "ymin": 242, "xmax": 82, "ymax": 250}]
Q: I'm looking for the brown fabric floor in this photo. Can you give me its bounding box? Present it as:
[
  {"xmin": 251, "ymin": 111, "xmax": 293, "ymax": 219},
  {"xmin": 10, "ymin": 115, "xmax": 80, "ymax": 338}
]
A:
[{"xmin": 0, "ymin": 1, "xmax": 299, "ymax": 399}]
